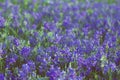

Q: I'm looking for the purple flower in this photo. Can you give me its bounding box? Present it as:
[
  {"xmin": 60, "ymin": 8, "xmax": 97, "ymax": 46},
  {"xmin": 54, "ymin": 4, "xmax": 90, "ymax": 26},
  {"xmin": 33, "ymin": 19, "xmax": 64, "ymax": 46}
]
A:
[
  {"xmin": 0, "ymin": 16, "xmax": 5, "ymax": 28},
  {"xmin": 44, "ymin": 22, "xmax": 50, "ymax": 31},
  {"xmin": 115, "ymin": 57, "xmax": 120, "ymax": 66},
  {"xmin": 0, "ymin": 73, "xmax": 4, "ymax": 80},
  {"xmin": 32, "ymin": 12, "xmax": 42, "ymax": 23},
  {"xmin": 13, "ymin": 38, "xmax": 19, "ymax": 46},
  {"xmin": 31, "ymin": 24, "xmax": 37, "ymax": 30},
  {"xmin": 65, "ymin": 68, "xmax": 77, "ymax": 80},
  {"xmin": 22, "ymin": 64, "xmax": 31, "ymax": 74},
  {"xmin": 6, "ymin": 54, "xmax": 18, "ymax": 65},
  {"xmin": 27, "ymin": 61, "xmax": 35, "ymax": 71},
  {"xmin": 18, "ymin": 70, "xmax": 27, "ymax": 80},
  {"xmin": 18, "ymin": 29, "xmax": 23, "ymax": 35},
  {"xmin": 62, "ymin": 18, "xmax": 72, "ymax": 29},
  {"xmin": 103, "ymin": 65, "xmax": 109, "ymax": 74},
  {"xmin": 116, "ymin": 51, "xmax": 120, "ymax": 57},
  {"xmin": 29, "ymin": 37, "xmax": 37, "ymax": 47},
  {"xmin": 47, "ymin": 65, "xmax": 61, "ymax": 80},
  {"xmin": 109, "ymin": 63, "xmax": 116, "ymax": 71},
  {"xmin": 20, "ymin": 47, "xmax": 31, "ymax": 57}
]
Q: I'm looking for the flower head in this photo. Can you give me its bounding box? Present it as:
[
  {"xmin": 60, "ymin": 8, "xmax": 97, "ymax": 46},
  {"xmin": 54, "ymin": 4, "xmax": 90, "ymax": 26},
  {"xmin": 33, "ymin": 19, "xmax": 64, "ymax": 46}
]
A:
[
  {"xmin": 0, "ymin": 73, "xmax": 4, "ymax": 80},
  {"xmin": 13, "ymin": 38, "xmax": 19, "ymax": 46},
  {"xmin": 20, "ymin": 47, "xmax": 31, "ymax": 57},
  {"xmin": 0, "ymin": 16, "xmax": 5, "ymax": 28}
]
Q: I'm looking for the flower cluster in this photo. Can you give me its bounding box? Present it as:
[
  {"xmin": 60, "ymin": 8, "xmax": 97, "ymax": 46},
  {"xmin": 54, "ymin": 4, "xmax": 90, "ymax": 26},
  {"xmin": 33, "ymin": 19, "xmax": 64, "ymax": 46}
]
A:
[{"xmin": 0, "ymin": 0, "xmax": 120, "ymax": 80}]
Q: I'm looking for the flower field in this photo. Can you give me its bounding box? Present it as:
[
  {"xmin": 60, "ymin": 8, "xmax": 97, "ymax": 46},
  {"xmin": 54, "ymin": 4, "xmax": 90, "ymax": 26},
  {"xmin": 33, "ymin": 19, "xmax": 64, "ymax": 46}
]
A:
[{"xmin": 0, "ymin": 0, "xmax": 120, "ymax": 80}]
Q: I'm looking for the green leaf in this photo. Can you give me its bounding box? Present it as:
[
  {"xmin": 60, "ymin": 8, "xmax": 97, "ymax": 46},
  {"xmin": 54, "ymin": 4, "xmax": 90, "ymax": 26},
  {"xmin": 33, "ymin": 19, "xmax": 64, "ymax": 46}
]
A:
[
  {"xmin": 108, "ymin": 0, "xmax": 116, "ymax": 4},
  {"xmin": 0, "ymin": 58, "xmax": 5, "ymax": 73},
  {"xmin": 87, "ymin": 8, "xmax": 93, "ymax": 14},
  {"xmin": 0, "ymin": 0, "xmax": 4, "ymax": 3}
]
